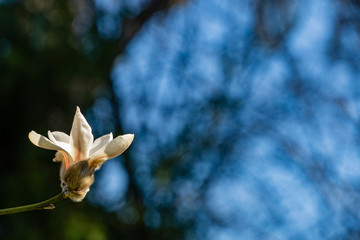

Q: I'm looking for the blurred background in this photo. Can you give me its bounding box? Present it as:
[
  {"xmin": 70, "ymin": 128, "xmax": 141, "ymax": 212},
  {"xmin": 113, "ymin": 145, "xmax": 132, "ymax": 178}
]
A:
[{"xmin": 1, "ymin": 0, "xmax": 360, "ymax": 239}]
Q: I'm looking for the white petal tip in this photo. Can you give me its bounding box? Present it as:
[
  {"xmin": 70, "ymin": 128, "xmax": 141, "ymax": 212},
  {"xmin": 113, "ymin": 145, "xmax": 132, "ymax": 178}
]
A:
[
  {"xmin": 123, "ymin": 134, "xmax": 134, "ymax": 144},
  {"xmin": 28, "ymin": 130, "xmax": 38, "ymax": 141},
  {"xmin": 88, "ymin": 133, "xmax": 134, "ymax": 164}
]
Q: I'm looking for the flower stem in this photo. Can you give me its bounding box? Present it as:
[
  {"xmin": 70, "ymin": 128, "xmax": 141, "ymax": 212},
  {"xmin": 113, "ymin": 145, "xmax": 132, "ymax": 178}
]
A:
[{"xmin": 0, "ymin": 191, "xmax": 69, "ymax": 215}]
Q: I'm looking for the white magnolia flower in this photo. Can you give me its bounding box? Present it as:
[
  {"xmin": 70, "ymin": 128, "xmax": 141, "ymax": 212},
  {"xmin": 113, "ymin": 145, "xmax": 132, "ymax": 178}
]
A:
[{"xmin": 29, "ymin": 107, "xmax": 134, "ymax": 202}]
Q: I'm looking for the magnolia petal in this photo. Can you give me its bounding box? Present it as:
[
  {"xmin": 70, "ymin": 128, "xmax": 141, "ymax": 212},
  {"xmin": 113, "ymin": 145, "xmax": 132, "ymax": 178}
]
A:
[
  {"xmin": 48, "ymin": 131, "xmax": 73, "ymax": 163},
  {"xmin": 89, "ymin": 133, "xmax": 113, "ymax": 156},
  {"xmin": 29, "ymin": 131, "xmax": 74, "ymax": 163},
  {"xmin": 69, "ymin": 107, "xmax": 94, "ymax": 161},
  {"xmin": 88, "ymin": 134, "xmax": 134, "ymax": 167},
  {"xmin": 48, "ymin": 131, "xmax": 70, "ymax": 150},
  {"xmin": 47, "ymin": 131, "xmax": 56, "ymax": 142},
  {"xmin": 51, "ymin": 131, "xmax": 70, "ymax": 143},
  {"xmin": 29, "ymin": 131, "xmax": 65, "ymax": 151}
]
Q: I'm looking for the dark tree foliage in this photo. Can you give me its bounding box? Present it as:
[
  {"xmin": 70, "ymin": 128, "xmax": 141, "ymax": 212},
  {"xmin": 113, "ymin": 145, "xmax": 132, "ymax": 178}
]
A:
[
  {"xmin": 1, "ymin": 0, "xmax": 360, "ymax": 239},
  {"xmin": 0, "ymin": 0, "xmax": 186, "ymax": 239}
]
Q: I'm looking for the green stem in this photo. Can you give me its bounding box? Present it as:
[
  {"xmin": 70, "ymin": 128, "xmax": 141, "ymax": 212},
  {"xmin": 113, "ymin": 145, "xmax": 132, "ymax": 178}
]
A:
[{"xmin": 0, "ymin": 191, "xmax": 69, "ymax": 215}]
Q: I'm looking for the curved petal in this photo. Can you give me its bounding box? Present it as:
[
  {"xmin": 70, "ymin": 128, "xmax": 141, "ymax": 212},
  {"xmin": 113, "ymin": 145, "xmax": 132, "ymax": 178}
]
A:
[
  {"xmin": 47, "ymin": 131, "xmax": 56, "ymax": 142},
  {"xmin": 51, "ymin": 131, "xmax": 70, "ymax": 143},
  {"xmin": 48, "ymin": 131, "xmax": 70, "ymax": 149},
  {"xmin": 70, "ymin": 107, "xmax": 94, "ymax": 161},
  {"xmin": 88, "ymin": 134, "xmax": 134, "ymax": 168},
  {"xmin": 29, "ymin": 131, "xmax": 65, "ymax": 151},
  {"xmin": 48, "ymin": 131, "xmax": 73, "ymax": 162},
  {"xmin": 89, "ymin": 133, "xmax": 113, "ymax": 156},
  {"xmin": 29, "ymin": 131, "xmax": 74, "ymax": 163}
]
